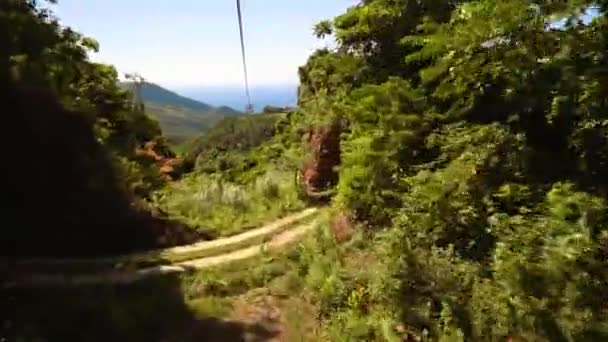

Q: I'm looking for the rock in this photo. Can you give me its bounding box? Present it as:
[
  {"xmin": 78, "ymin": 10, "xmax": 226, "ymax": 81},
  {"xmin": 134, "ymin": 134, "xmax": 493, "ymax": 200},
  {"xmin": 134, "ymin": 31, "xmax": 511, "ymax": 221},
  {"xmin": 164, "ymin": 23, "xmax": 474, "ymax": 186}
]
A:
[{"xmin": 301, "ymin": 121, "xmax": 341, "ymax": 195}]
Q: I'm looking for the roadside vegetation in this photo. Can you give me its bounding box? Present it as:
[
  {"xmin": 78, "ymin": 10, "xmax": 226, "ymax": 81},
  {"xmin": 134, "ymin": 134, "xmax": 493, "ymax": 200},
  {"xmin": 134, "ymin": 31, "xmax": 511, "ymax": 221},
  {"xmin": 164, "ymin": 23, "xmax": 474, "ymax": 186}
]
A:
[
  {"xmin": 152, "ymin": 110, "xmax": 305, "ymax": 237},
  {"xmin": 289, "ymin": 0, "xmax": 608, "ymax": 340},
  {"xmin": 153, "ymin": 170, "xmax": 304, "ymax": 237}
]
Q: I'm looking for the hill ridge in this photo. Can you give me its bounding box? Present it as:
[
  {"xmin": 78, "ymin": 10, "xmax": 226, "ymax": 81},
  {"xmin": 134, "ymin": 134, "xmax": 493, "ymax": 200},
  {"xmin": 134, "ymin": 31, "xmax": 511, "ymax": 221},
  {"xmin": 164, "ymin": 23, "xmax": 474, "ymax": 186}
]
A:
[
  {"xmin": 120, "ymin": 81, "xmax": 243, "ymax": 144},
  {"xmin": 121, "ymin": 81, "xmax": 240, "ymax": 114}
]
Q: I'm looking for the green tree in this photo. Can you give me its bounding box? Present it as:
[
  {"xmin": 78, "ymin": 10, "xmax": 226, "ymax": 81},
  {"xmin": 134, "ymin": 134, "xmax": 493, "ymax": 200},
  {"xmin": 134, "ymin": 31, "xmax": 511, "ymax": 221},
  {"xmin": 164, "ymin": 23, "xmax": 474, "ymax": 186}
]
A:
[
  {"xmin": 293, "ymin": 0, "xmax": 608, "ymax": 339},
  {"xmin": 2, "ymin": 0, "xmax": 182, "ymax": 256}
]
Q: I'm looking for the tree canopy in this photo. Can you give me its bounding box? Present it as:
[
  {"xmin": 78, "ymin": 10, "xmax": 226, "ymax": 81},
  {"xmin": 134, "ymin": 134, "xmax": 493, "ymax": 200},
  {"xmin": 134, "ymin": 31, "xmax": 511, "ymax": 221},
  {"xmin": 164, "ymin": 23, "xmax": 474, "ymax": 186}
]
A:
[
  {"xmin": 2, "ymin": 0, "xmax": 193, "ymax": 256},
  {"xmin": 294, "ymin": 0, "xmax": 608, "ymax": 339}
]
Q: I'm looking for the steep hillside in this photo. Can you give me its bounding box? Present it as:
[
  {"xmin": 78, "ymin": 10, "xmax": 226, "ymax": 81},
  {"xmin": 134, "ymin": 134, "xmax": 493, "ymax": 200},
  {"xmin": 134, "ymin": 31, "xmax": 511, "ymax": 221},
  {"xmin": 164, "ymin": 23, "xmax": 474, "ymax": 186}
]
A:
[{"xmin": 122, "ymin": 82, "xmax": 242, "ymax": 143}]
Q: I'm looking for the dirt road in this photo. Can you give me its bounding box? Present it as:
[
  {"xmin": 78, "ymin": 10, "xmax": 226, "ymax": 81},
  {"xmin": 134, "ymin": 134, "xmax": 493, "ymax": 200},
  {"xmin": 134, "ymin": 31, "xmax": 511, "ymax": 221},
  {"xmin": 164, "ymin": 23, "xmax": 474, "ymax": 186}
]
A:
[{"xmin": 3, "ymin": 209, "xmax": 321, "ymax": 288}]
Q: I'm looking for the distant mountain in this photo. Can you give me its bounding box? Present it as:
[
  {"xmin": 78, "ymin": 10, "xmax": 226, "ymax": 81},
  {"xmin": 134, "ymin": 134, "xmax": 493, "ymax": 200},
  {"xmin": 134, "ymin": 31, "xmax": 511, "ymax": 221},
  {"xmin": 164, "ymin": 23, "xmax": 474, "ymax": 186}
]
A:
[
  {"xmin": 121, "ymin": 82, "xmax": 242, "ymax": 144},
  {"xmin": 125, "ymin": 82, "xmax": 239, "ymax": 113}
]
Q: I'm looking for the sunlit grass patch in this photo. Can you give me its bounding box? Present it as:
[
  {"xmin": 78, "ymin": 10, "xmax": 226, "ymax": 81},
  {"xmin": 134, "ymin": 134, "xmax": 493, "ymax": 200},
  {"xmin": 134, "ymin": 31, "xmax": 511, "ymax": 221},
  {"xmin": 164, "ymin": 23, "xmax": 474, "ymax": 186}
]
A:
[{"xmin": 153, "ymin": 169, "xmax": 304, "ymax": 236}]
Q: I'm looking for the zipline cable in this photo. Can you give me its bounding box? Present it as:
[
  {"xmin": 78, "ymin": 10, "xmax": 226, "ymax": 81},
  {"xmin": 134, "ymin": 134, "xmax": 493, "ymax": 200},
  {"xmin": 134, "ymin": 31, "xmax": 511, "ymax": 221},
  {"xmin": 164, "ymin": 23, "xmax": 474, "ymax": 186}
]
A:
[{"xmin": 236, "ymin": 0, "xmax": 253, "ymax": 113}]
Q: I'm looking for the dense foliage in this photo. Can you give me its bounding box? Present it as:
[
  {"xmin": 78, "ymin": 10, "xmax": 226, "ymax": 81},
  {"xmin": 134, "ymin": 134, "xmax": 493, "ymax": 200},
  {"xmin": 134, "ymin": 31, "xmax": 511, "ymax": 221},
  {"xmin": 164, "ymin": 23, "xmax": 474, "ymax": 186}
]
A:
[
  {"xmin": 181, "ymin": 113, "xmax": 288, "ymax": 177},
  {"xmin": 2, "ymin": 0, "xmax": 194, "ymax": 256},
  {"xmin": 293, "ymin": 0, "xmax": 608, "ymax": 340}
]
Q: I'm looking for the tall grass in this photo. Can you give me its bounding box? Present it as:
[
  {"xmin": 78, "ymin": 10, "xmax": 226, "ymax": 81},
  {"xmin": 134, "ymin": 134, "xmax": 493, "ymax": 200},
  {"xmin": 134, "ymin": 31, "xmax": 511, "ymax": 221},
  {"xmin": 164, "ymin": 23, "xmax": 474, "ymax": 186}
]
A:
[{"xmin": 153, "ymin": 169, "xmax": 304, "ymax": 236}]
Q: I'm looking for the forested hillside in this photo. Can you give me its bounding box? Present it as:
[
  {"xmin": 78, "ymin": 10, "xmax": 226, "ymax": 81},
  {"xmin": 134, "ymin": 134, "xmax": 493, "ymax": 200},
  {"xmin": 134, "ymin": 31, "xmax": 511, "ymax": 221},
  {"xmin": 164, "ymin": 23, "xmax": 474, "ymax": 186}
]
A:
[
  {"xmin": 287, "ymin": 0, "xmax": 608, "ymax": 340},
  {"xmin": 182, "ymin": 113, "xmax": 285, "ymax": 174},
  {"xmin": 144, "ymin": 102, "xmax": 216, "ymax": 144},
  {"xmin": 122, "ymin": 82, "xmax": 241, "ymax": 143}
]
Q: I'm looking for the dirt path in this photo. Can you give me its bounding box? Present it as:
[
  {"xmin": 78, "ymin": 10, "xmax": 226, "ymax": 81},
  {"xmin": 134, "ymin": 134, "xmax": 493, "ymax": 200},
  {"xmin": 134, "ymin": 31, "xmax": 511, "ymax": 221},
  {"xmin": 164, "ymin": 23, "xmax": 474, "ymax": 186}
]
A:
[
  {"xmin": 165, "ymin": 207, "xmax": 318, "ymax": 255},
  {"xmin": 8, "ymin": 208, "xmax": 319, "ymax": 268},
  {"xmin": 3, "ymin": 216, "xmax": 319, "ymax": 288}
]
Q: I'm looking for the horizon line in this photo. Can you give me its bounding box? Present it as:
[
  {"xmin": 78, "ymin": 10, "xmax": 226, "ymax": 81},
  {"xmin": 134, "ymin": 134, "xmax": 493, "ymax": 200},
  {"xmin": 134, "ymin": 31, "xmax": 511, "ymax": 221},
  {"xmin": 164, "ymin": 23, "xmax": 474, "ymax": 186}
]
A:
[{"xmin": 165, "ymin": 82, "xmax": 299, "ymax": 88}]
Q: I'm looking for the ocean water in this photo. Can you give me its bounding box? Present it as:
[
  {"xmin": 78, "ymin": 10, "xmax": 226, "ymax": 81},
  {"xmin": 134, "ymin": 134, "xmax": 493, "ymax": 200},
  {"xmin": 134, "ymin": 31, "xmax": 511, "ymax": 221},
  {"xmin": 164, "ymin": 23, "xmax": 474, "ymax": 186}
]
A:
[{"xmin": 177, "ymin": 85, "xmax": 298, "ymax": 112}]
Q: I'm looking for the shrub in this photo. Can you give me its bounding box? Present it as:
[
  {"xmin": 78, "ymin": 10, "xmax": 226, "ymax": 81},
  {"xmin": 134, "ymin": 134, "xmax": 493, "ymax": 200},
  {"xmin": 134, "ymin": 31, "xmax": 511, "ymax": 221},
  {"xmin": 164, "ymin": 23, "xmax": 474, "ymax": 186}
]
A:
[{"xmin": 153, "ymin": 169, "xmax": 304, "ymax": 236}]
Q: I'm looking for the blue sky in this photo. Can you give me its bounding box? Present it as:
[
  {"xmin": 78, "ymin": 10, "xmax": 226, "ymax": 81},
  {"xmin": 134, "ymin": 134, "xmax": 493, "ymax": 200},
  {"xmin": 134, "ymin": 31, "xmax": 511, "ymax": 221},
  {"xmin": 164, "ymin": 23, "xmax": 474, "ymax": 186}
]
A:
[{"xmin": 52, "ymin": 0, "xmax": 357, "ymax": 88}]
